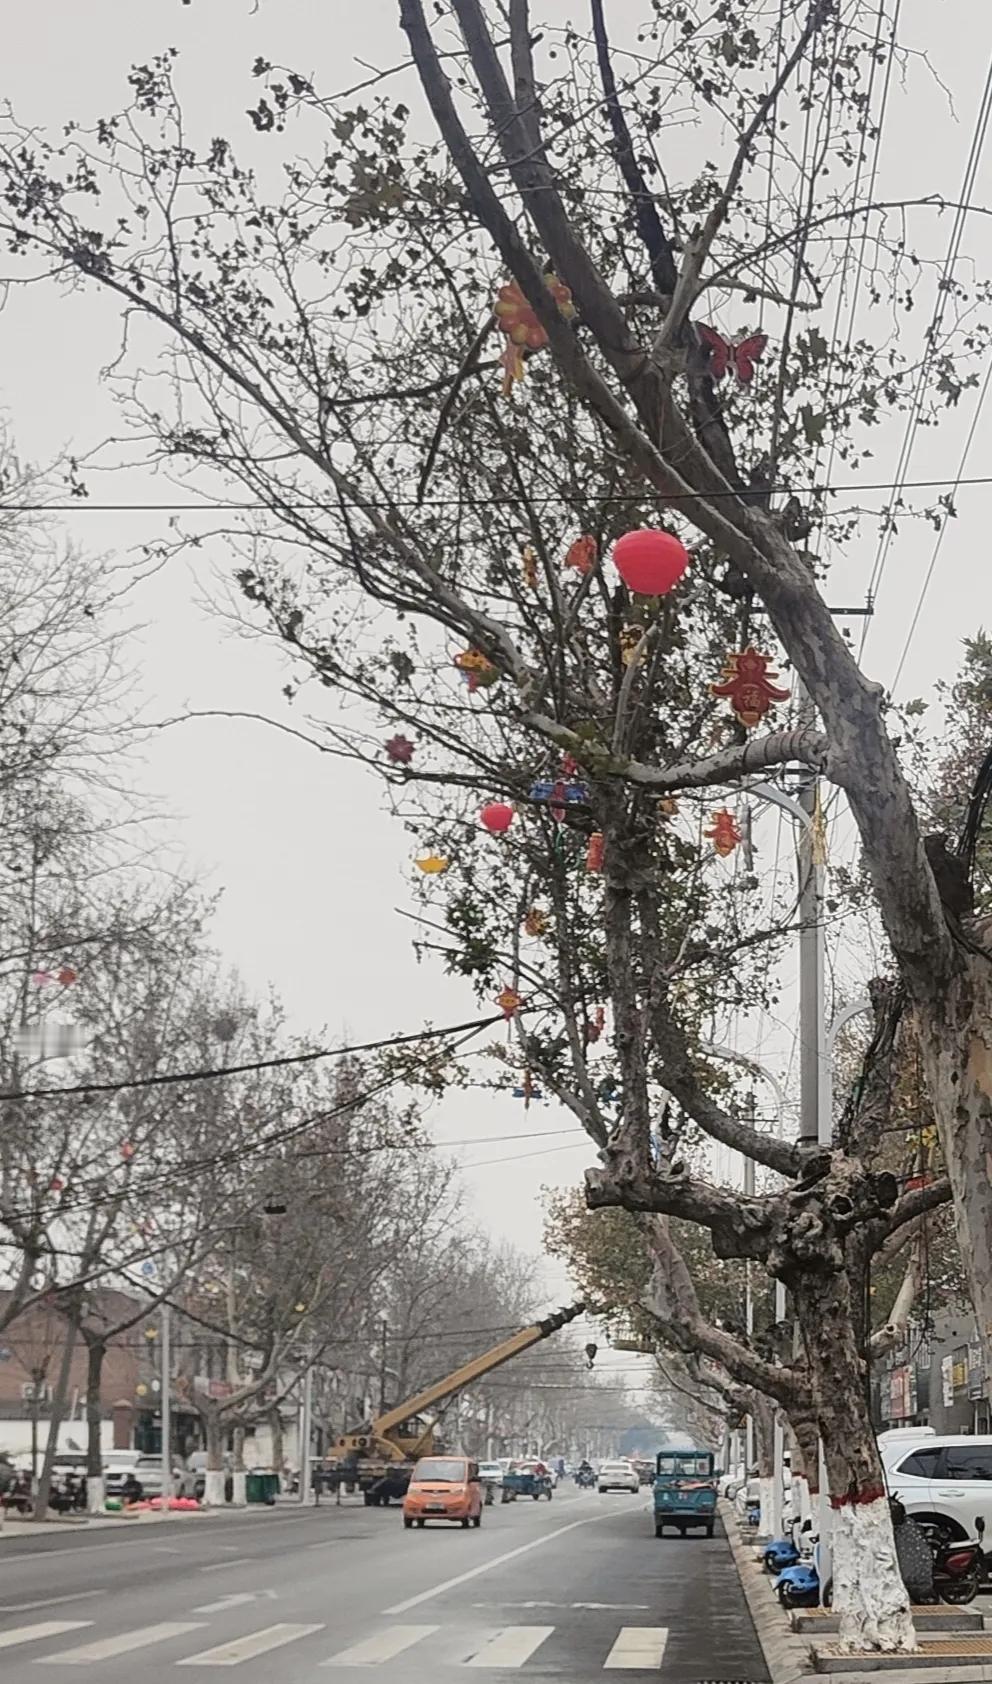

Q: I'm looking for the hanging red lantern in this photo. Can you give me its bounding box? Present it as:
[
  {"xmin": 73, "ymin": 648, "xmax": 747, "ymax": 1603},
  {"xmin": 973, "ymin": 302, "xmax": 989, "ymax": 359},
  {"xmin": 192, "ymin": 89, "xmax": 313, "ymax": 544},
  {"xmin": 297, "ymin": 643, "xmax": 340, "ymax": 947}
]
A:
[
  {"xmin": 480, "ymin": 801, "xmax": 515, "ymax": 835},
  {"xmin": 711, "ymin": 646, "xmax": 790, "ymax": 728},
  {"xmin": 120, "ymin": 1141, "xmax": 136, "ymax": 1161},
  {"xmin": 586, "ymin": 832, "xmax": 605, "ymax": 872},
  {"xmin": 705, "ymin": 809, "xmax": 742, "ymax": 858},
  {"xmin": 612, "ymin": 529, "xmax": 689, "ymax": 596}
]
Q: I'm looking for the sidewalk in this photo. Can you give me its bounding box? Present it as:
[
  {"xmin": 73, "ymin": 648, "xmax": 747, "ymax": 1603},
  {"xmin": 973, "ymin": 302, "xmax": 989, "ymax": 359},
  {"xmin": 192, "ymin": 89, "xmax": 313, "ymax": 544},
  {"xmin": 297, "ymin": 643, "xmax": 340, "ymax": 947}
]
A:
[{"xmin": 720, "ymin": 1501, "xmax": 992, "ymax": 1684}]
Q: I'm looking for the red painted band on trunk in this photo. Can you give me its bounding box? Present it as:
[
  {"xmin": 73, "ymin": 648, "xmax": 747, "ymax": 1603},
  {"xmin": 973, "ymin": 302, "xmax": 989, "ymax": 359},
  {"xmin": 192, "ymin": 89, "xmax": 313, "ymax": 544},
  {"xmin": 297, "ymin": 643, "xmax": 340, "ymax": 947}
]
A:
[{"xmin": 829, "ymin": 1484, "xmax": 886, "ymax": 1509}]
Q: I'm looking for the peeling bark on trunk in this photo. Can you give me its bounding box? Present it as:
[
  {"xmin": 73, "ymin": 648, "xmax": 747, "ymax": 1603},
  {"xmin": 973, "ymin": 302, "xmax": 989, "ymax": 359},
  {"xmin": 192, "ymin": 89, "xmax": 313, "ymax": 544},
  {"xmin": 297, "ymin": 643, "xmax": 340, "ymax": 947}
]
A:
[
  {"xmin": 230, "ymin": 1426, "xmax": 247, "ymax": 1506},
  {"xmin": 795, "ymin": 1278, "xmax": 914, "ymax": 1653},
  {"xmin": 268, "ymin": 1405, "xmax": 285, "ymax": 1489}
]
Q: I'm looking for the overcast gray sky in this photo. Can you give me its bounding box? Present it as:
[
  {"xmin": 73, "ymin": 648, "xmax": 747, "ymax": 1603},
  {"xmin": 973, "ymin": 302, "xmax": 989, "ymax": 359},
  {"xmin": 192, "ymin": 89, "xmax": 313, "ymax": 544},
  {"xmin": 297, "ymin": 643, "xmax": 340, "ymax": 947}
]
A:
[{"xmin": 0, "ymin": 0, "xmax": 989, "ymax": 1365}]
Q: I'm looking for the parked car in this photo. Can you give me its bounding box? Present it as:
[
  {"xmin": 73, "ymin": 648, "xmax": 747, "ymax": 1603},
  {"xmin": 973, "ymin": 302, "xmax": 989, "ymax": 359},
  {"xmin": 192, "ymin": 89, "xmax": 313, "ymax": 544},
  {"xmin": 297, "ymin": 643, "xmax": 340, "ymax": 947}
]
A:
[
  {"xmin": 105, "ymin": 1453, "xmax": 180, "ymax": 1499},
  {"xmin": 880, "ymin": 1429, "xmax": 992, "ymax": 1547},
  {"xmin": 598, "ymin": 1458, "xmax": 640, "ymax": 1494}
]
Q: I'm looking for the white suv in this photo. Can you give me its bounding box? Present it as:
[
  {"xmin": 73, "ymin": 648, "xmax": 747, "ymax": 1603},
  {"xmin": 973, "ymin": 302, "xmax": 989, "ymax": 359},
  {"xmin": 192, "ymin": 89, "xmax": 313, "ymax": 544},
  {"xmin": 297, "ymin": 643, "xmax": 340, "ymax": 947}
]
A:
[
  {"xmin": 598, "ymin": 1459, "xmax": 639, "ymax": 1494},
  {"xmin": 880, "ymin": 1429, "xmax": 992, "ymax": 1545}
]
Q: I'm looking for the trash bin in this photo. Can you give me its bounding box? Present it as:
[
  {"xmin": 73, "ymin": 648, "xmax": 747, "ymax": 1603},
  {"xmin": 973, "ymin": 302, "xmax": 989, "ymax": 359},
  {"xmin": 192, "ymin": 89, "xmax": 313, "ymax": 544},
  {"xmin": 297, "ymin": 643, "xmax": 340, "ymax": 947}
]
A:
[{"xmin": 246, "ymin": 1471, "xmax": 279, "ymax": 1505}]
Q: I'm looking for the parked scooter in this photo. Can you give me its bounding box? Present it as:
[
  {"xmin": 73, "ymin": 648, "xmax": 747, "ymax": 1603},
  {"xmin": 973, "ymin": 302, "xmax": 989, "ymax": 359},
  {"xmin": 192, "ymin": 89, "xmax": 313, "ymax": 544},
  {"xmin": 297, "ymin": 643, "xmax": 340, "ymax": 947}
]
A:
[{"xmin": 775, "ymin": 1508, "xmax": 985, "ymax": 1609}]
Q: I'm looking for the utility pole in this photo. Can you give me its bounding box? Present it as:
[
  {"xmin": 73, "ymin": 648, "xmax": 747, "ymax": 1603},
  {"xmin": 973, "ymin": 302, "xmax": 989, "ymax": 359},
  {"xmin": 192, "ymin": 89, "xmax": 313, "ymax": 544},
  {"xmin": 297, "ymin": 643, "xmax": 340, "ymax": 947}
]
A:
[{"xmin": 160, "ymin": 1301, "xmax": 171, "ymax": 1508}]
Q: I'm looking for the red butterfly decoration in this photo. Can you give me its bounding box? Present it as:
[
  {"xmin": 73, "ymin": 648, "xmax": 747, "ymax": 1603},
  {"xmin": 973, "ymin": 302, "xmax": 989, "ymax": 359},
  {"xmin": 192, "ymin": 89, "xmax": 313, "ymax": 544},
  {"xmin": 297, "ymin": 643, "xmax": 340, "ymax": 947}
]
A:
[{"xmin": 697, "ymin": 324, "xmax": 768, "ymax": 385}]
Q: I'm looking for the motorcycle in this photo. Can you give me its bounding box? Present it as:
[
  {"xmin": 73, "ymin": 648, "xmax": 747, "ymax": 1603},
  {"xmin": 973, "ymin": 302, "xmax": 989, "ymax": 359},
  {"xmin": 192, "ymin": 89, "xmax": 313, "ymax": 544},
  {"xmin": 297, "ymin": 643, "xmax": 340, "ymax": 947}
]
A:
[
  {"xmin": 575, "ymin": 1468, "xmax": 595, "ymax": 1489},
  {"xmin": 776, "ymin": 1510, "xmax": 986, "ymax": 1610}
]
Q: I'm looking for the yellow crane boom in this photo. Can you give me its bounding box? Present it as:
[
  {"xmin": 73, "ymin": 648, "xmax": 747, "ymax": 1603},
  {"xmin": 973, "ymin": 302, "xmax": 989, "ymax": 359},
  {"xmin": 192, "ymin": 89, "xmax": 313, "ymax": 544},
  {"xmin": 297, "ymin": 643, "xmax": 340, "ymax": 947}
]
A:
[{"xmin": 335, "ymin": 1302, "xmax": 585, "ymax": 1465}]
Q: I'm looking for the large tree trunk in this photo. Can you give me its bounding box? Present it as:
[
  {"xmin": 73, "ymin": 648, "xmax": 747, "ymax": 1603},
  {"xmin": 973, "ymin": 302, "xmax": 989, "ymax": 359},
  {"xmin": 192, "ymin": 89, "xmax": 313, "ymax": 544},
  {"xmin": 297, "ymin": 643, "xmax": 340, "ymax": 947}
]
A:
[
  {"xmin": 267, "ymin": 1404, "xmax": 285, "ymax": 1490},
  {"xmin": 918, "ymin": 960, "xmax": 992, "ymax": 1375},
  {"xmin": 230, "ymin": 1424, "xmax": 247, "ymax": 1507},
  {"xmin": 85, "ymin": 1338, "xmax": 106, "ymax": 1513},
  {"xmin": 202, "ymin": 1411, "xmax": 227, "ymax": 1508},
  {"xmin": 33, "ymin": 1305, "xmax": 81, "ymax": 1522},
  {"xmin": 796, "ymin": 1278, "xmax": 915, "ymax": 1654}
]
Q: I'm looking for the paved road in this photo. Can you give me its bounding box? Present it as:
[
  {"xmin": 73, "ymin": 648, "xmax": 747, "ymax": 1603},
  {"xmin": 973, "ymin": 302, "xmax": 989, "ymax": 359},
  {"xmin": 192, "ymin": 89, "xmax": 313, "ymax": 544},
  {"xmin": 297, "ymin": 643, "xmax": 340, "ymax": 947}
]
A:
[{"xmin": 0, "ymin": 1490, "xmax": 768, "ymax": 1683}]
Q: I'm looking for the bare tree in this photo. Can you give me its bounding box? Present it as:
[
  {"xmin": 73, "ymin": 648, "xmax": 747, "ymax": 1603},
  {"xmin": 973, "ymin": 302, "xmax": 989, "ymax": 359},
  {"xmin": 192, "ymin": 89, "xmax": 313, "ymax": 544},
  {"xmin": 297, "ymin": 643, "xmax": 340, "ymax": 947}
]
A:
[{"xmin": 2, "ymin": 5, "xmax": 990, "ymax": 1646}]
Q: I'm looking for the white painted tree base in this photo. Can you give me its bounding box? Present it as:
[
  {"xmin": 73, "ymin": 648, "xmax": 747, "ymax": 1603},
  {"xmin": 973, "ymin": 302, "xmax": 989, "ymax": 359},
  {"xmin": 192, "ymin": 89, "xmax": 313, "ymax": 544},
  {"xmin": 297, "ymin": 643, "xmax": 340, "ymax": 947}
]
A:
[
  {"xmin": 86, "ymin": 1476, "xmax": 105, "ymax": 1514},
  {"xmin": 758, "ymin": 1478, "xmax": 776, "ymax": 1535},
  {"xmin": 230, "ymin": 1470, "xmax": 247, "ymax": 1507},
  {"xmin": 203, "ymin": 1469, "xmax": 227, "ymax": 1508},
  {"xmin": 832, "ymin": 1495, "xmax": 917, "ymax": 1653}
]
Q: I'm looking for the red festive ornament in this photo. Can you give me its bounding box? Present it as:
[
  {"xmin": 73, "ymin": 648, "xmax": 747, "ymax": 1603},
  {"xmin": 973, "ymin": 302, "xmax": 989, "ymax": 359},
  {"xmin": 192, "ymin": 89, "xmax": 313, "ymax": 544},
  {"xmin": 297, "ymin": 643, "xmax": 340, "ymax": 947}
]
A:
[
  {"xmin": 454, "ymin": 648, "xmax": 500, "ymax": 693},
  {"xmin": 523, "ymin": 905, "xmax": 549, "ymax": 937},
  {"xmin": 49, "ymin": 1177, "xmax": 64, "ymax": 1193},
  {"xmin": 120, "ymin": 1141, "xmax": 135, "ymax": 1161},
  {"xmin": 497, "ymin": 985, "xmax": 523, "ymax": 1019},
  {"xmin": 613, "ymin": 529, "xmax": 689, "ymax": 596},
  {"xmin": 586, "ymin": 831, "xmax": 605, "ymax": 872},
  {"xmin": 522, "ymin": 546, "xmax": 539, "ymax": 590},
  {"xmin": 57, "ymin": 966, "xmax": 77, "ymax": 986},
  {"xmin": 494, "ymin": 274, "xmax": 575, "ymax": 396},
  {"xmin": 481, "ymin": 801, "xmax": 515, "ymax": 835},
  {"xmin": 697, "ymin": 324, "xmax": 768, "ymax": 385},
  {"xmin": 586, "ymin": 1006, "xmax": 605, "ymax": 1044},
  {"xmin": 711, "ymin": 646, "xmax": 790, "ymax": 728},
  {"xmin": 561, "ymin": 753, "xmax": 580, "ymax": 777},
  {"xmin": 705, "ymin": 809, "xmax": 742, "ymax": 858},
  {"xmin": 564, "ymin": 534, "xmax": 597, "ymax": 576},
  {"xmin": 384, "ymin": 734, "xmax": 415, "ymax": 765}
]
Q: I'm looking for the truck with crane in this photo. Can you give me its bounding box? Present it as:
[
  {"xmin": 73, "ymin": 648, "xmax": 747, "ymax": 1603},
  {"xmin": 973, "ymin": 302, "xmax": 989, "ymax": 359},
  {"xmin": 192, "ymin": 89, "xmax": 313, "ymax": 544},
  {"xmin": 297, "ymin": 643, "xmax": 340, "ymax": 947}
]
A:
[{"xmin": 332, "ymin": 1302, "xmax": 585, "ymax": 1505}]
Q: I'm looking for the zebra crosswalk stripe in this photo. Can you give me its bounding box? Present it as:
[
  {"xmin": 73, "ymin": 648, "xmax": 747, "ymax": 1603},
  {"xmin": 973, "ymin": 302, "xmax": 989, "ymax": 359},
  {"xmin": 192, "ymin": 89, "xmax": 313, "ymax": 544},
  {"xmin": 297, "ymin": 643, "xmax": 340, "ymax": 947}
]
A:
[
  {"xmin": 40, "ymin": 1623, "xmax": 206, "ymax": 1665},
  {"xmin": 465, "ymin": 1626, "xmax": 555, "ymax": 1667},
  {"xmin": 323, "ymin": 1625, "xmax": 439, "ymax": 1666},
  {"xmin": 0, "ymin": 1624, "xmax": 92, "ymax": 1652},
  {"xmin": 603, "ymin": 1628, "xmax": 669, "ymax": 1669},
  {"xmin": 177, "ymin": 1624, "xmax": 324, "ymax": 1667}
]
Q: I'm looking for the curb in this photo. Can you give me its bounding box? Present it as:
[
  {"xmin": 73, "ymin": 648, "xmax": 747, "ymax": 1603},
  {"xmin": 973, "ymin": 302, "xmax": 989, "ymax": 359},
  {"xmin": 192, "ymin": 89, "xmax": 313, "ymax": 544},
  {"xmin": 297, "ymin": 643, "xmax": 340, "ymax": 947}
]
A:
[
  {"xmin": 720, "ymin": 1502, "xmax": 816, "ymax": 1684},
  {"xmin": 719, "ymin": 1504, "xmax": 992, "ymax": 1684}
]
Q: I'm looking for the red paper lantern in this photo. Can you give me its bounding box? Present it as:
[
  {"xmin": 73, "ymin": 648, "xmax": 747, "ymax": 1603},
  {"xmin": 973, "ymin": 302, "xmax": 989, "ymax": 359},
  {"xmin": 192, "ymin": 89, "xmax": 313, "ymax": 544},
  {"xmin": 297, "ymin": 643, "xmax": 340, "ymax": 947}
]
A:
[
  {"xmin": 480, "ymin": 801, "xmax": 514, "ymax": 835},
  {"xmin": 612, "ymin": 529, "xmax": 688, "ymax": 596}
]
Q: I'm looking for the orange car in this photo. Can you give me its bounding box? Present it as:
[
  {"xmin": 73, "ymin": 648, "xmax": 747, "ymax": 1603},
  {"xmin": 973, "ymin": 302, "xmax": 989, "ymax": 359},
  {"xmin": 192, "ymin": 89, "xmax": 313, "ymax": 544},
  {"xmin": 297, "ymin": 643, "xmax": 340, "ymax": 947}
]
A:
[{"xmin": 403, "ymin": 1455, "xmax": 483, "ymax": 1529}]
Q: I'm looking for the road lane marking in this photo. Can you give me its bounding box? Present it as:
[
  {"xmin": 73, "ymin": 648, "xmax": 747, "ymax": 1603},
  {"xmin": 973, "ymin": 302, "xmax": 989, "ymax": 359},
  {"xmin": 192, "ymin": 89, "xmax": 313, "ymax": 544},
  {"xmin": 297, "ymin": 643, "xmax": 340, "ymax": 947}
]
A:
[
  {"xmin": 40, "ymin": 1623, "xmax": 205, "ymax": 1664},
  {"xmin": 193, "ymin": 1594, "xmax": 267, "ymax": 1615},
  {"xmin": 0, "ymin": 1594, "xmax": 105, "ymax": 1614},
  {"xmin": 200, "ymin": 1557, "xmax": 255, "ymax": 1572},
  {"xmin": 465, "ymin": 1626, "xmax": 554, "ymax": 1667},
  {"xmin": 384, "ymin": 1512, "xmax": 616, "ymax": 1615},
  {"xmin": 178, "ymin": 1623, "xmax": 323, "ymax": 1666},
  {"xmin": 603, "ymin": 1628, "xmax": 669, "ymax": 1669},
  {"xmin": 323, "ymin": 1625, "xmax": 439, "ymax": 1667},
  {"xmin": 0, "ymin": 1624, "xmax": 92, "ymax": 1652}
]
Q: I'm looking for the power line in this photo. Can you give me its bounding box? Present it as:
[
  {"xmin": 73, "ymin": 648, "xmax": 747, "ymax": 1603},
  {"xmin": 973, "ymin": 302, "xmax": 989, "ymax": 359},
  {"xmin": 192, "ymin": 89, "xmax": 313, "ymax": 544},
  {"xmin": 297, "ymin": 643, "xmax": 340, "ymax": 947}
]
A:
[
  {"xmin": 890, "ymin": 351, "xmax": 992, "ymax": 693},
  {"xmin": 9, "ymin": 473, "xmax": 992, "ymax": 515},
  {"xmin": 861, "ymin": 49, "xmax": 992, "ymax": 653},
  {"xmin": 0, "ymin": 1011, "xmax": 505, "ymax": 1103}
]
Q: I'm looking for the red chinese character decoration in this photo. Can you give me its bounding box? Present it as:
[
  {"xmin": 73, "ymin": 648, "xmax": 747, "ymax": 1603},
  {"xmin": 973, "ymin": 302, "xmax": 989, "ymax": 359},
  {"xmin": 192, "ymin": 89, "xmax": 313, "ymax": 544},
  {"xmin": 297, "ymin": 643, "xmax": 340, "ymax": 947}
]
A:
[
  {"xmin": 564, "ymin": 534, "xmax": 597, "ymax": 576},
  {"xmin": 705, "ymin": 809, "xmax": 742, "ymax": 858},
  {"xmin": 494, "ymin": 274, "xmax": 575, "ymax": 395},
  {"xmin": 586, "ymin": 832, "xmax": 605, "ymax": 872},
  {"xmin": 711, "ymin": 646, "xmax": 790, "ymax": 728},
  {"xmin": 497, "ymin": 985, "xmax": 523, "ymax": 1020}
]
